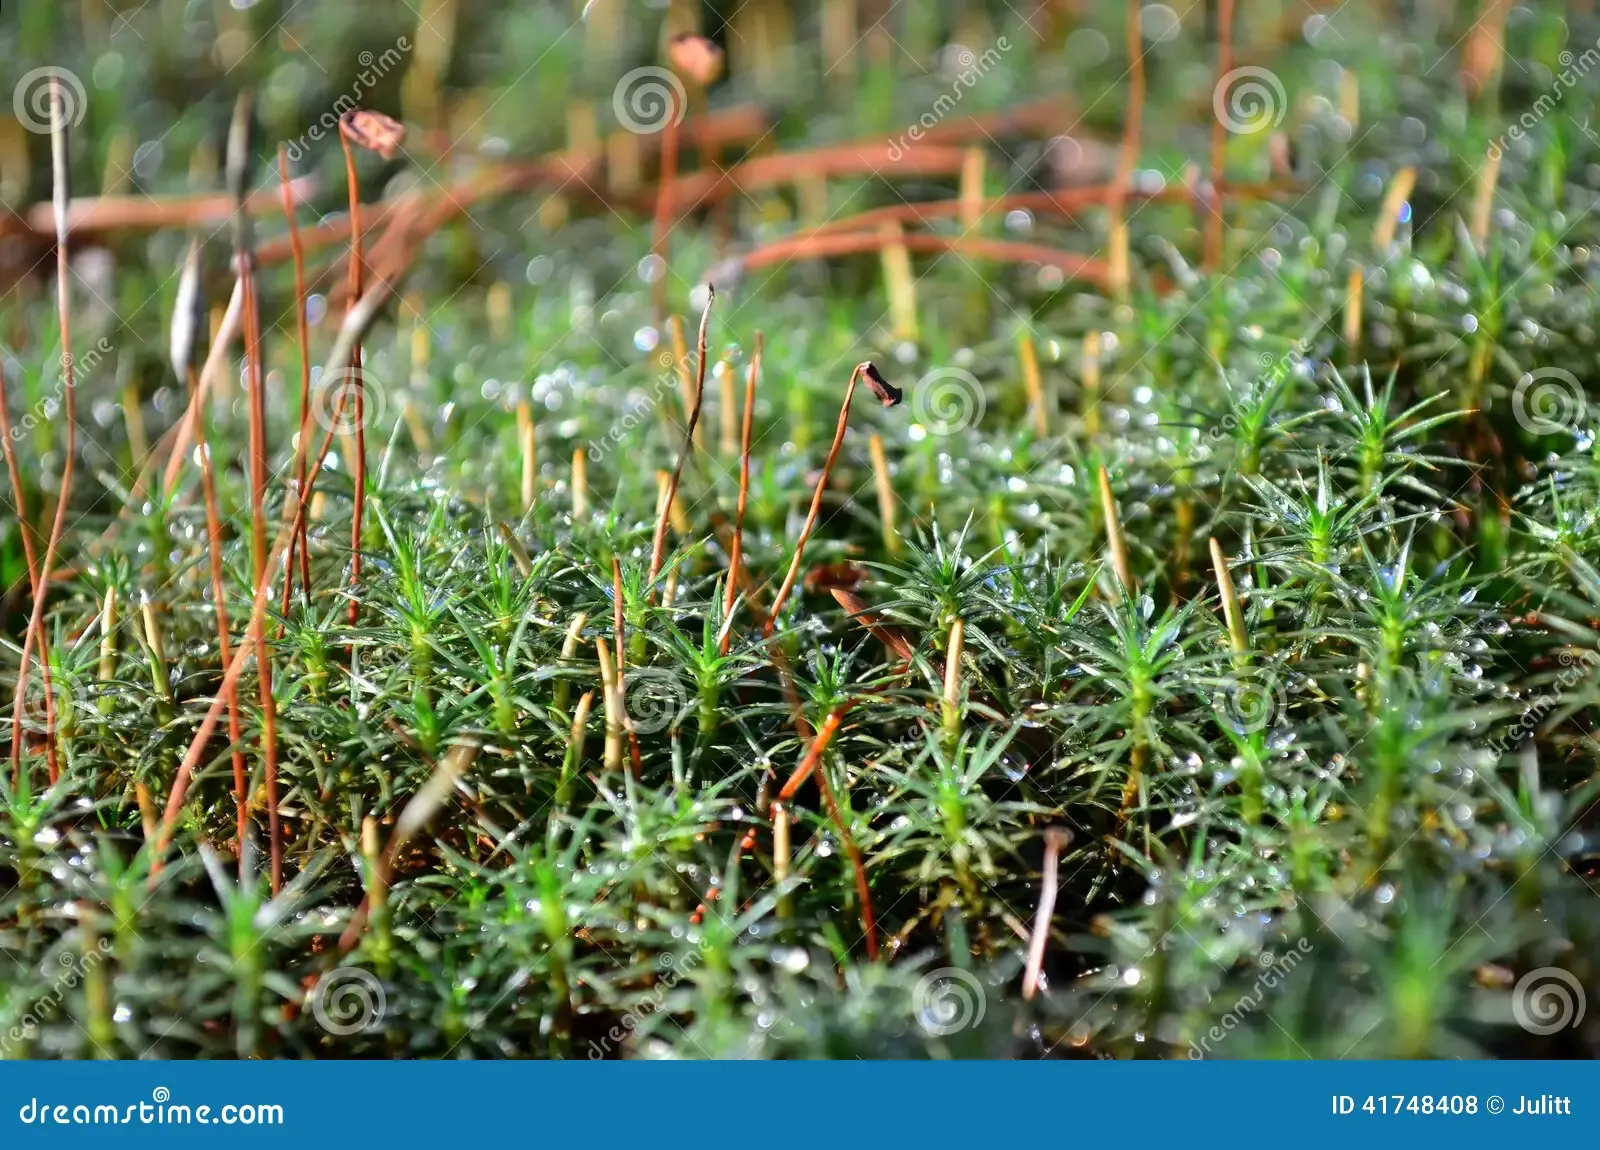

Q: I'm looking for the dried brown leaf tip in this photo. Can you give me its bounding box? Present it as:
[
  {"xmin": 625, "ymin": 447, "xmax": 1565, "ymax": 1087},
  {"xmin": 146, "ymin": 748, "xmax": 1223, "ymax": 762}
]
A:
[
  {"xmin": 339, "ymin": 109, "xmax": 406, "ymax": 160},
  {"xmin": 861, "ymin": 361, "xmax": 903, "ymax": 408},
  {"xmin": 668, "ymin": 34, "xmax": 725, "ymax": 86}
]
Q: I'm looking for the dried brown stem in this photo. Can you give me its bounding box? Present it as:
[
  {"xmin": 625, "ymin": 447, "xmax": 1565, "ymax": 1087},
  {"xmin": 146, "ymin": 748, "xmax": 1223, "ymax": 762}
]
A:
[
  {"xmin": 647, "ymin": 286, "xmax": 713, "ymax": 594},
  {"xmin": 0, "ymin": 359, "xmax": 47, "ymax": 783},
  {"xmin": 768, "ymin": 362, "xmax": 901, "ymax": 629},
  {"xmin": 156, "ymin": 275, "xmax": 400, "ymax": 880},
  {"xmin": 227, "ymin": 92, "xmax": 281, "ymax": 894},
  {"xmin": 720, "ymin": 331, "xmax": 760, "ymax": 655},
  {"xmin": 12, "ymin": 76, "xmax": 76, "ymax": 787},
  {"xmin": 338, "ymin": 125, "xmax": 368, "ymax": 631},
  {"xmin": 777, "ymin": 703, "xmax": 877, "ymax": 959},
  {"xmin": 278, "ymin": 147, "xmax": 313, "ymax": 614},
  {"xmin": 739, "ymin": 231, "xmax": 1110, "ymax": 285},
  {"xmin": 18, "ymin": 177, "xmax": 317, "ymax": 238},
  {"xmin": 160, "ymin": 277, "xmax": 243, "ymax": 498},
  {"xmin": 188, "ymin": 365, "xmax": 248, "ymax": 862}
]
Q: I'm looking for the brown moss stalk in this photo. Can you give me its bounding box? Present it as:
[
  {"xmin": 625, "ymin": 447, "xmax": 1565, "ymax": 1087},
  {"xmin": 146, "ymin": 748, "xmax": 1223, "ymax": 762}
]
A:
[
  {"xmin": 338, "ymin": 121, "xmax": 368, "ymax": 630},
  {"xmin": 0, "ymin": 359, "xmax": 46, "ymax": 782},
  {"xmin": 157, "ymin": 272, "xmax": 401, "ymax": 881},
  {"xmin": 11, "ymin": 75, "xmax": 77, "ymax": 787},
  {"xmin": 777, "ymin": 703, "xmax": 877, "ymax": 959},
  {"xmin": 227, "ymin": 94, "xmax": 281, "ymax": 893},
  {"xmin": 721, "ymin": 332, "xmax": 760, "ymax": 654},
  {"xmin": 768, "ymin": 362, "xmax": 902, "ymax": 630},
  {"xmin": 648, "ymin": 286, "xmax": 713, "ymax": 594},
  {"xmin": 277, "ymin": 147, "xmax": 313, "ymax": 613},
  {"xmin": 187, "ymin": 361, "xmax": 248, "ymax": 861}
]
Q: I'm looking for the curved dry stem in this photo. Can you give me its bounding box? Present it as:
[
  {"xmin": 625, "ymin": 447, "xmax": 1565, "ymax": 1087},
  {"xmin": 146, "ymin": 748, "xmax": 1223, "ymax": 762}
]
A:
[
  {"xmin": 339, "ymin": 125, "xmax": 368, "ymax": 631},
  {"xmin": 720, "ymin": 331, "xmax": 760, "ymax": 655},
  {"xmin": 186, "ymin": 365, "xmax": 249, "ymax": 863},
  {"xmin": 278, "ymin": 147, "xmax": 314, "ymax": 614},
  {"xmin": 646, "ymin": 285, "xmax": 713, "ymax": 594},
  {"xmin": 0, "ymin": 359, "xmax": 48, "ymax": 785},
  {"xmin": 767, "ymin": 360, "xmax": 903, "ymax": 630},
  {"xmin": 12, "ymin": 78, "xmax": 76, "ymax": 787}
]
